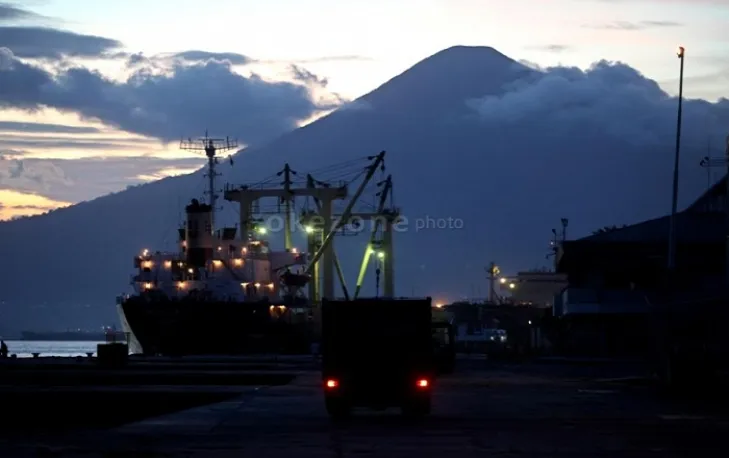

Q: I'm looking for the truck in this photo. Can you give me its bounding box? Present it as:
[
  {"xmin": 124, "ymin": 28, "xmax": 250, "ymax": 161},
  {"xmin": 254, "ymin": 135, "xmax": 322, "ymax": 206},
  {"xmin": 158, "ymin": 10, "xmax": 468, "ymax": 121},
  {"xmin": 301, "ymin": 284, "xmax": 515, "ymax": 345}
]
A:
[{"xmin": 321, "ymin": 297, "xmax": 435, "ymax": 418}]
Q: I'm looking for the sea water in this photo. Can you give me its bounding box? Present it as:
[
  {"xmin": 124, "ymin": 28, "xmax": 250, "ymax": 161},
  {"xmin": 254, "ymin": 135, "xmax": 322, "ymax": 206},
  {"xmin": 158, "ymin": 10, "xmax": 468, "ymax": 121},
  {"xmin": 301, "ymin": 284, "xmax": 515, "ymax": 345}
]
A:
[{"xmin": 3, "ymin": 340, "xmax": 105, "ymax": 358}]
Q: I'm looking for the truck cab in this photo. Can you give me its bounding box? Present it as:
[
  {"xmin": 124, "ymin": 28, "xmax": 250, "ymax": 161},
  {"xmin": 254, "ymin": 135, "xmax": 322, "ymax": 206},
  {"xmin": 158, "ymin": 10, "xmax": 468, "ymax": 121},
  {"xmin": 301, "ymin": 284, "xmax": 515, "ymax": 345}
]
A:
[{"xmin": 321, "ymin": 297, "xmax": 435, "ymax": 418}]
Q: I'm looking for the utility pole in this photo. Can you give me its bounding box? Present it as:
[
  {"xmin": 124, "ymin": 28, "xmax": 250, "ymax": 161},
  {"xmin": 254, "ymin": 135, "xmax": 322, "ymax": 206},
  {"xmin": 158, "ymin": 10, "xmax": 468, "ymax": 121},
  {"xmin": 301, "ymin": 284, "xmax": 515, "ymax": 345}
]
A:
[
  {"xmin": 726, "ymin": 135, "xmax": 729, "ymax": 285},
  {"xmin": 486, "ymin": 262, "xmax": 499, "ymax": 303},
  {"xmin": 667, "ymin": 46, "xmax": 685, "ymax": 271}
]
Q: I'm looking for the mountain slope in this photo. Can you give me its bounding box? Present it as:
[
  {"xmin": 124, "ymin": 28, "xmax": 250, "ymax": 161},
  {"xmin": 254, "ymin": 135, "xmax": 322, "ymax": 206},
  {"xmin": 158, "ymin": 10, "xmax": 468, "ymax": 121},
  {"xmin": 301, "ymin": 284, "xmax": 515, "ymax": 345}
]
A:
[{"xmin": 0, "ymin": 46, "xmax": 726, "ymax": 333}]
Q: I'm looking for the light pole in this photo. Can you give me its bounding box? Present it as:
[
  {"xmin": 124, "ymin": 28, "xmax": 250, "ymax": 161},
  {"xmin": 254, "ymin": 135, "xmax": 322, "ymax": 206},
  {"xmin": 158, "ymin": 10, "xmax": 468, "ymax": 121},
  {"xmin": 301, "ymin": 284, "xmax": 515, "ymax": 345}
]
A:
[{"xmin": 667, "ymin": 46, "xmax": 685, "ymax": 271}]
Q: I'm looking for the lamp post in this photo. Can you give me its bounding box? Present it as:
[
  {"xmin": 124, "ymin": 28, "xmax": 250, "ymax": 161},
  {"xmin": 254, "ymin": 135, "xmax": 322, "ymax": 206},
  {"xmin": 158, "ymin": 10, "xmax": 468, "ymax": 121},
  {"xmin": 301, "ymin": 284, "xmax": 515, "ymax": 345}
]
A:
[{"xmin": 667, "ymin": 46, "xmax": 685, "ymax": 271}]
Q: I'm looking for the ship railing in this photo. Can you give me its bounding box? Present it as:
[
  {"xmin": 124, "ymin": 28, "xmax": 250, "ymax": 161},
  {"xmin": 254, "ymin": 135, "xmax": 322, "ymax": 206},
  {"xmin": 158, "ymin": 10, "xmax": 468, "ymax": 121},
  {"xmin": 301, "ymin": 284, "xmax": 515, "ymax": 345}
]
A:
[
  {"xmin": 224, "ymin": 180, "xmax": 349, "ymax": 192},
  {"xmin": 152, "ymin": 251, "xmax": 183, "ymax": 257}
]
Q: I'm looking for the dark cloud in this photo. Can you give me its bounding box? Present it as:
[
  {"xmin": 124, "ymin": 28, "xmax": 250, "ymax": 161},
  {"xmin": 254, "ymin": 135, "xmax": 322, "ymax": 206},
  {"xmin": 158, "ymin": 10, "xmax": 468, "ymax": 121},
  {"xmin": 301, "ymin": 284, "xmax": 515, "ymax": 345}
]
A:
[
  {"xmin": 0, "ymin": 47, "xmax": 338, "ymax": 144},
  {"xmin": 124, "ymin": 52, "xmax": 148, "ymax": 67},
  {"xmin": 290, "ymin": 64, "xmax": 329, "ymax": 87},
  {"xmin": 0, "ymin": 26, "xmax": 122, "ymax": 58},
  {"xmin": 586, "ymin": 20, "xmax": 684, "ymax": 30},
  {"xmin": 0, "ymin": 138, "xmax": 147, "ymax": 150},
  {"xmin": 467, "ymin": 60, "xmax": 729, "ymax": 149},
  {"xmin": 641, "ymin": 20, "xmax": 684, "ymax": 27},
  {"xmin": 123, "ymin": 51, "xmax": 252, "ymax": 69},
  {"xmin": 126, "ymin": 52, "xmax": 371, "ymax": 68},
  {"xmin": 0, "ymin": 2, "xmax": 115, "ymax": 58},
  {"xmin": 0, "ymin": 121, "xmax": 101, "ymax": 134},
  {"xmin": 0, "ymin": 2, "xmax": 39, "ymax": 21},
  {"xmin": 10, "ymin": 203, "xmax": 53, "ymax": 210},
  {"xmin": 0, "ymin": 47, "xmax": 52, "ymax": 108},
  {"xmin": 0, "ymin": 154, "xmax": 72, "ymax": 193},
  {"xmin": 171, "ymin": 51, "xmax": 251, "ymax": 65}
]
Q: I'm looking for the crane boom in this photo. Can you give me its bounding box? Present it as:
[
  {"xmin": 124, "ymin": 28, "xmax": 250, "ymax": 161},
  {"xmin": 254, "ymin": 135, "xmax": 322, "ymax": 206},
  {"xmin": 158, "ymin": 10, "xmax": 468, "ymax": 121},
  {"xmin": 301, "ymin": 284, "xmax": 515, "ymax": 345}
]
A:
[
  {"xmin": 353, "ymin": 175, "xmax": 392, "ymax": 299},
  {"xmin": 306, "ymin": 174, "xmax": 351, "ymax": 300},
  {"xmin": 304, "ymin": 151, "xmax": 386, "ymax": 277}
]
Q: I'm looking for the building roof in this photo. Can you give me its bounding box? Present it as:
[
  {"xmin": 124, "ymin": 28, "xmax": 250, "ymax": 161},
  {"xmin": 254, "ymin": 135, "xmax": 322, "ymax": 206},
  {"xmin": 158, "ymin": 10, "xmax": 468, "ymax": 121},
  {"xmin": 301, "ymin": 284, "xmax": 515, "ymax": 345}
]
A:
[
  {"xmin": 578, "ymin": 173, "xmax": 727, "ymax": 244},
  {"xmin": 580, "ymin": 211, "xmax": 726, "ymax": 244},
  {"xmin": 686, "ymin": 175, "xmax": 727, "ymax": 213}
]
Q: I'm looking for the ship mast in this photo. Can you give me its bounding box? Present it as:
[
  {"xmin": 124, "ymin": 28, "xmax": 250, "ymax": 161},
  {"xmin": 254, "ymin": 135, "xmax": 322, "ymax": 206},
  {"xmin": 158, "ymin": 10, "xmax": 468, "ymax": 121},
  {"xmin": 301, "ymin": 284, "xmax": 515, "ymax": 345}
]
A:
[{"xmin": 180, "ymin": 131, "xmax": 238, "ymax": 233}]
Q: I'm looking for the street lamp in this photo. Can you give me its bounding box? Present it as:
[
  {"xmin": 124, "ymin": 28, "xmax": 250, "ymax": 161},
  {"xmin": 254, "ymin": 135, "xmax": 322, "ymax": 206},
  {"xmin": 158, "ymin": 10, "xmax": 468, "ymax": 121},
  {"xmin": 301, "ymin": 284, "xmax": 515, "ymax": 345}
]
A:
[{"xmin": 667, "ymin": 46, "xmax": 685, "ymax": 271}]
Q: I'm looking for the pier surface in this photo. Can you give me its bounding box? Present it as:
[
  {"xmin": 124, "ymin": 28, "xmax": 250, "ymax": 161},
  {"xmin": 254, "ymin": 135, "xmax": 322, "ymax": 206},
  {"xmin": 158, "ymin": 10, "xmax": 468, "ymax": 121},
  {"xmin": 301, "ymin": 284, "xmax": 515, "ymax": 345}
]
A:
[{"xmin": 1, "ymin": 358, "xmax": 727, "ymax": 457}]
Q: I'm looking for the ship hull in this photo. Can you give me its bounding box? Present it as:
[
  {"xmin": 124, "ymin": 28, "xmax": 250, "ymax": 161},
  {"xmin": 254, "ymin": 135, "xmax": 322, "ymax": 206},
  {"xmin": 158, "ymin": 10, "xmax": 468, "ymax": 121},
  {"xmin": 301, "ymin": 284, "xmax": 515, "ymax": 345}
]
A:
[
  {"xmin": 119, "ymin": 296, "xmax": 312, "ymax": 356},
  {"xmin": 116, "ymin": 304, "xmax": 144, "ymax": 354}
]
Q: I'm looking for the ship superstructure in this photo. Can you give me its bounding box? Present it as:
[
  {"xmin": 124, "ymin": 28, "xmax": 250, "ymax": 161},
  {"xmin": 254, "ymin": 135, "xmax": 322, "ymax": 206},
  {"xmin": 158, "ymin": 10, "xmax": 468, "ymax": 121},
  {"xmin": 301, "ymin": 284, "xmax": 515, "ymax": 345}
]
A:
[
  {"xmin": 128, "ymin": 200, "xmax": 305, "ymax": 304},
  {"xmin": 117, "ymin": 133, "xmax": 400, "ymax": 356}
]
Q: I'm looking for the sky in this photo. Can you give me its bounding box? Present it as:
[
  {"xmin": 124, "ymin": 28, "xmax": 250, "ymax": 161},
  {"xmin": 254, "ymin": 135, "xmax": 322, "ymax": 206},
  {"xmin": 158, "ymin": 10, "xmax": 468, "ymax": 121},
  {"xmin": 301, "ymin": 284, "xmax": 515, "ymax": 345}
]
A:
[{"xmin": 1, "ymin": 0, "xmax": 728, "ymax": 220}]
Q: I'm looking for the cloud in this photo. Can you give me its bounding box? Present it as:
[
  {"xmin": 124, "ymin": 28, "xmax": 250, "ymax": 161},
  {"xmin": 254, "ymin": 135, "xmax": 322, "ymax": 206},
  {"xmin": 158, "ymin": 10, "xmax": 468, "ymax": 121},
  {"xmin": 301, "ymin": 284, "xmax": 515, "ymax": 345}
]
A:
[
  {"xmin": 467, "ymin": 60, "xmax": 729, "ymax": 150},
  {"xmin": 529, "ymin": 45, "xmax": 571, "ymax": 53},
  {"xmin": 0, "ymin": 188, "xmax": 71, "ymax": 220},
  {"xmin": 0, "ymin": 155, "xmax": 73, "ymax": 193},
  {"xmin": 640, "ymin": 20, "xmax": 683, "ymax": 27},
  {"xmin": 0, "ymin": 26, "xmax": 122, "ymax": 58},
  {"xmin": 586, "ymin": 20, "xmax": 683, "ymax": 30},
  {"xmin": 0, "ymin": 121, "xmax": 101, "ymax": 134},
  {"xmin": 0, "ymin": 47, "xmax": 339, "ymax": 144},
  {"xmin": 170, "ymin": 50, "xmax": 251, "ymax": 65},
  {"xmin": 127, "ymin": 51, "xmax": 371, "ymax": 69},
  {"xmin": 0, "ymin": 137, "xmax": 150, "ymax": 151},
  {"xmin": 0, "ymin": 155, "xmax": 205, "ymax": 203},
  {"xmin": 0, "ymin": 2, "xmax": 118, "ymax": 58},
  {"xmin": 289, "ymin": 64, "xmax": 329, "ymax": 87},
  {"xmin": 0, "ymin": 2, "xmax": 40, "ymax": 21}
]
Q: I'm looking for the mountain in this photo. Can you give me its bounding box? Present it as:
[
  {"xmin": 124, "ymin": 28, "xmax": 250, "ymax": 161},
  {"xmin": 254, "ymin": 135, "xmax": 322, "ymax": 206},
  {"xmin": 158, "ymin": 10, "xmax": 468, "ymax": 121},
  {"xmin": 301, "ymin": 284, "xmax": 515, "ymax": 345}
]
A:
[{"xmin": 0, "ymin": 45, "xmax": 727, "ymax": 333}]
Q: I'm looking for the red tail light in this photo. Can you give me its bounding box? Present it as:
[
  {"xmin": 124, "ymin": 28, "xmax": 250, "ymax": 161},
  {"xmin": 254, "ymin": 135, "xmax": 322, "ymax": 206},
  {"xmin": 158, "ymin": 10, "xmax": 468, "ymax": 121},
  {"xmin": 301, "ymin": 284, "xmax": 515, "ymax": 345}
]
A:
[
  {"xmin": 325, "ymin": 379, "xmax": 338, "ymax": 388},
  {"xmin": 417, "ymin": 378, "xmax": 429, "ymax": 388}
]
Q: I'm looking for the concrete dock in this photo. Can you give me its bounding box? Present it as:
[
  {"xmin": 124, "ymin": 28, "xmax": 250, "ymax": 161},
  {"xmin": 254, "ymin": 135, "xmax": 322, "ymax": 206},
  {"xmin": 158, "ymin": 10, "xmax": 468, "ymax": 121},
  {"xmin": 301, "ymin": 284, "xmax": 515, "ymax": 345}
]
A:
[{"xmin": 1, "ymin": 358, "xmax": 728, "ymax": 457}]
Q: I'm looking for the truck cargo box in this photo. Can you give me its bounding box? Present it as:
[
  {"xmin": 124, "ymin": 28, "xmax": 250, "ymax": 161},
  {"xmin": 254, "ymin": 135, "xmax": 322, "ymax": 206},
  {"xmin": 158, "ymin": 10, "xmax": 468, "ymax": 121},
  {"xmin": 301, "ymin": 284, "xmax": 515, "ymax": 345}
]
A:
[{"xmin": 321, "ymin": 297, "xmax": 434, "ymax": 416}]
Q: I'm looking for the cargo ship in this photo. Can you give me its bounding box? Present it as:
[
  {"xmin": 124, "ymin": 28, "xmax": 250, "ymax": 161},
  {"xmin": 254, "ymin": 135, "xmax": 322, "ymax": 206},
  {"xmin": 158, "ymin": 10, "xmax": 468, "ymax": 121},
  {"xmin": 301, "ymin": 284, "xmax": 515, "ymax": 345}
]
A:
[{"xmin": 117, "ymin": 134, "xmax": 391, "ymax": 356}]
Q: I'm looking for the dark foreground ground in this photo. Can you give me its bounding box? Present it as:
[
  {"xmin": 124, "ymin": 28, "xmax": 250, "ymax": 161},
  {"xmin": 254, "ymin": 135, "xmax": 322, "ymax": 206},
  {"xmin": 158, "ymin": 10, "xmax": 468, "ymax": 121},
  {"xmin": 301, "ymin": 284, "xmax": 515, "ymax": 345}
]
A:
[{"xmin": 1, "ymin": 358, "xmax": 728, "ymax": 457}]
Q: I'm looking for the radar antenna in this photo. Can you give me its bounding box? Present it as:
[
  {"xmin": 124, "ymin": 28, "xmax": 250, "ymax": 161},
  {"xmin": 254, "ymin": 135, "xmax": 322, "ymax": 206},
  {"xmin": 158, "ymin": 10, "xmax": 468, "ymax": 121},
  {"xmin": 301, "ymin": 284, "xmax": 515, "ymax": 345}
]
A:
[{"xmin": 180, "ymin": 130, "xmax": 238, "ymax": 233}]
